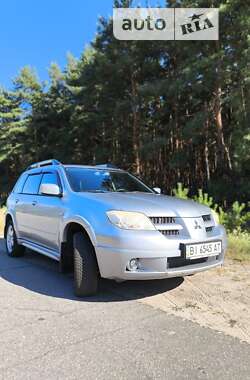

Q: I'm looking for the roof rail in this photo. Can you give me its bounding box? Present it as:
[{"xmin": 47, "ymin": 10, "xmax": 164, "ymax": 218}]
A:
[
  {"xmin": 95, "ymin": 163, "xmax": 118, "ymax": 169},
  {"xmin": 27, "ymin": 159, "xmax": 61, "ymax": 170}
]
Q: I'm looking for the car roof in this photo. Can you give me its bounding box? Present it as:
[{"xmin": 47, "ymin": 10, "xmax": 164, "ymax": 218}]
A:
[
  {"xmin": 24, "ymin": 164, "xmax": 123, "ymax": 175},
  {"xmin": 63, "ymin": 165, "xmax": 123, "ymax": 172},
  {"xmin": 25, "ymin": 159, "xmax": 123, "ymax": 172}
]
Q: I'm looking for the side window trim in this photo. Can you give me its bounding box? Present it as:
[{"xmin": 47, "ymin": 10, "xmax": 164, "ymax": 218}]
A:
[
  {"xmin": 13, "ymin": 173, "xmax": 28, "ymax": 194},
  {"xmin": 21, "ymin": 173, "xmax": 43, "ymax": 195},
  {"xmin": 38, "ymin": 170, "xmax": 63, "ymax": 196},
  {"xmin": 56, "ymin": 171, "xmax": 63, "ymax": 192},
  {"xmin": 21, "ymin": 177, "xmax": 27, "ymax": 194}
]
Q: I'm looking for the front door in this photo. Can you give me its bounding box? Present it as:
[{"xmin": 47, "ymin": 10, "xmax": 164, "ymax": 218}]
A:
[{"xmin": 33, "ymin": 171, "xmax": 63, "ymax": 251}]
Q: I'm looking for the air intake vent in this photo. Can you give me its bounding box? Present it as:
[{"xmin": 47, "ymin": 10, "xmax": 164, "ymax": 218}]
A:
[
  {"xmin": 206, "ymin": 226, "xmax": 213, "ymax": 232},
  {"xmin": 202, "ymin": 215, "xmax": 214, "ymax": 233},
  {"xmin": 149, "ymin": 216, "xmax": 182, "ymax": 237},
  {"xmin": 161, "ymin": 230, "xmax": 180, "ymax": 236},
  {"xmin": 150, "ymin": 217, "xmax": 175, "ymax": 224},
  {"xmin": 167, "ymin": 257, "xmax": 208, "ymax": 269},
  {"xmin": 202, "ymin": 214, "xmax": 211, "ymax": 222}
]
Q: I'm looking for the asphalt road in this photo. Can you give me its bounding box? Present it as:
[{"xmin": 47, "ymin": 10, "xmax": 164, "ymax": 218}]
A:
[{"xmin": 0, "ymin": 238, "xmax": 249, "ymax": 380}]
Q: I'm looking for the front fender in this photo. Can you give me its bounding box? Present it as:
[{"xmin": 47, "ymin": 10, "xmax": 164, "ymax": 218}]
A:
[
  {"xmin": 60, "ymin": 215, "xmax": 97, "ymax": 247},
  {"xmin": 4, "ymin": 211, "xmax": 17, "ymax": 238}
]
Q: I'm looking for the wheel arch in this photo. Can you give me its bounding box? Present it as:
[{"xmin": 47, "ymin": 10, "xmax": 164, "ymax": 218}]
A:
[
  {"xmin": 61, "ymin": 216, "xmax": 97, "ymax": 246},
  {"xmin": 60, "ymin": 219, "xmax": 98, "ymax": 273},
  {"xmin": 4, "ymin": 213, "xmax": 13, "ymax": 239}
]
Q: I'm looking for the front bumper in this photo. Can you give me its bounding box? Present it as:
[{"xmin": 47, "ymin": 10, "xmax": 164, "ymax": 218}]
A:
[{"xmin": 95, "ymin": 225, "xmax": 227, "ymax": 280}]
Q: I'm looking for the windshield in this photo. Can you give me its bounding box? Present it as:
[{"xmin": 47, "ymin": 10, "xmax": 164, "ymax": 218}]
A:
[{"xmin": 65, "ymin": 168, "xmax": 153, "ymax": 193}]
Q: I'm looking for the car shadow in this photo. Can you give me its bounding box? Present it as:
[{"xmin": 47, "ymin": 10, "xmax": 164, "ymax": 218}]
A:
[{"xmin": 0, "ymin": 238, "xmax": 184, "ymax": 302}]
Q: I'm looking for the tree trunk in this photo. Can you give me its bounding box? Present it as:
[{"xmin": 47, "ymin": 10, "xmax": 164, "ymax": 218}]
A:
[
  {"xmin": 131, "ymin": 72, "xmax": 140, "ymax": 175},
  {"xmin": 214, "ymin": 40, "xmax": 232, "ymax": 172},
  {"xmin": 214, "ymin": 84, "xmax": 232, "ymax": 171},
  {"xmin": 204, "ymin": 103, "xmax": 210, "ymax": 183}
]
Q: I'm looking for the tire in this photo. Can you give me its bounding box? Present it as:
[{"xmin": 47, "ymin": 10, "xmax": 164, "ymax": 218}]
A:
[
  {"xmin": 60, "ymin": 242, "xmax": 73, "ymax": 273},
  {"xmin": 5, "ymin": 220, "xmax": 25, "ymax": 257},
  {"xmin": 73, "ymin": 232, "xmax": 99, "ymax": 297}
]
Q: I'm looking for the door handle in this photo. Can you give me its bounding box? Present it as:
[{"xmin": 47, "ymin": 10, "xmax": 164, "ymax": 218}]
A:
[
  {"xmin": 32, "ymin": 201, "xmax": 37, "ymax": 206},
  {"xmin": 15, "ymin": 199, "xmax": 19, "ymax": 204}
]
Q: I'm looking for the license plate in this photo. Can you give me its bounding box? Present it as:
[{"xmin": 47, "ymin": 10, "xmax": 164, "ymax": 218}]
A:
[{"xmin": 184, "ymin": 240, "xmax": 222, "ymax": 260}]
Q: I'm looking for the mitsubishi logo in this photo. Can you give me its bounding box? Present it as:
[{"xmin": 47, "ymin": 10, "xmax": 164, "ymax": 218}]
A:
[{"xmin": 194, "ymin": 220, "xmax": 202, "ymax": 230}]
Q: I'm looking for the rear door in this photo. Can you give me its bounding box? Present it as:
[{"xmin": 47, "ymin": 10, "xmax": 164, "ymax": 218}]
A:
[
  {"xmin": 16, "ymin": 173, "xmax": 43, "ymax": 242},
  {"xmin": 10, "ymin": 173, "xmax": 27, "ymax": 238}
]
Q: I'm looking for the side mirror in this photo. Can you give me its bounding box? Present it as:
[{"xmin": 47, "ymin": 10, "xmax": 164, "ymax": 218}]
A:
[
  {"xmin": 153, "ymin": 187, "xmax": 161, "ymax": 194},
  {"xmin": 40, "ymin": 183, "xmax": 62, "ymax": 197}
]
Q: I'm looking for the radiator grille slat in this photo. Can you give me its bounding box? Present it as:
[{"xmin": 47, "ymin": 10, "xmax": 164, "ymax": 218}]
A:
[
  {"xmin": 161, "ymin": 230, "xmax": 180, "ymax": 236},
  {"xmin": 149, "ymin": 216, "xmax": 179, "ymax": 236},
  {"xmin": 150, "ymin": 216, "xmax": 176, "ymax": 225}
]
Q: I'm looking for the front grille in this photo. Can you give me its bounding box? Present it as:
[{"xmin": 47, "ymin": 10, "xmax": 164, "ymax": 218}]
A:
[
  {"xmin": 167, "ymin": 257, "xmax": 208, "ymax": 269},
  {"xmin": 149, "ymin": 216, "xmax": 180, "ymax": 237},
  {"xmin": 202, "ymin": 214, "xmax": 211, "ymax": 222},
  {"xmin": 206, "ymin": 226, "xmax": 213, "ymax": 232},
  {"xmin": 161, "ymin": 230, "xmax": 180, "ymax": 236},
  {"xmin": 202, "ymin": 215, "xmax": 214, "ymax": 233},
  {"xmin": 150, "ymin": 216, "xmax": 175, "ymax": 224}
]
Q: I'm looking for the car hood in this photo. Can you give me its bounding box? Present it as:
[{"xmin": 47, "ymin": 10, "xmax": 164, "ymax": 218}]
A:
[{"xmin": 77, "ymin": 192, "xmax": 211, "ymax": 218}]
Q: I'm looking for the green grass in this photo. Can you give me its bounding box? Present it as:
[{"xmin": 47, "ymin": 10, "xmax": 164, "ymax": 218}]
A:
[
  {"xmin": 0, "ymin": 207, "xmax": 5, "ymax": 236},
  {"xmin": 227, "ymin": 232, "xmax": 250, "ymax": 262}
]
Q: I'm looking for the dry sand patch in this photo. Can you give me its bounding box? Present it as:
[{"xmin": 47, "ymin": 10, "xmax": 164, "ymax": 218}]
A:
[{"xmin": 140, "ymin": 260, "xmax": 250, "ymax": 343}]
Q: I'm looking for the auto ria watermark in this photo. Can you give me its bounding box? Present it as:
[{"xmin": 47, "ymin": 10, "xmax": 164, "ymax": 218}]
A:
[{"xmin": 113, "ymin": 8, "xmax": 219, "ymax": 40}]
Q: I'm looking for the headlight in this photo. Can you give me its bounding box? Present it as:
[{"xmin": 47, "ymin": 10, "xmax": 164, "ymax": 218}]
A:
[
  {"xmin": 106, "ymin": 210, "xmax": 156, "ymax": 230},
  {"xmin": 211, "ymin": 209, "xmax": 219, "ymax": 225}
]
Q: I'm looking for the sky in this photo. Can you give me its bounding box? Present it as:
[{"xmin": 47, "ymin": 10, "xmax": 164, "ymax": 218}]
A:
[
  {"xmin": 0, "ymin": 0, "xmax": 115, "ymax": 89},
  {"xmin": 1, "ymin": 0, "xmax": 166, "ymax": 90}
]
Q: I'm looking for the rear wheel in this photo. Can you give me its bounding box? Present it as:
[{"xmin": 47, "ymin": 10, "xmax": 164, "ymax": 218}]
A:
[
  {"xmin": 73, "ymin": 232, "xmax": 99, "ymax": 297},
  {"xmin": 5, "ymin": 220, "xmax": 25, "ymax": 257}
]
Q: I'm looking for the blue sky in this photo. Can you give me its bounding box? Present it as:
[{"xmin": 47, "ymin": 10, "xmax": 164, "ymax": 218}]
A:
[
  {"xmin": 1, "ymin": 0, "xmax": 166, "ymax": 89},
  {"xmin": 0, "ymin": 0, "xmax": 115, "ymax": 89}
]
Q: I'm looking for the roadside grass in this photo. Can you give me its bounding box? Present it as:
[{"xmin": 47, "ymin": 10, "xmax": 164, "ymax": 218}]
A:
[
  {"xmin": 0, "ymin": 206, "xmax": 249, "ymax": 261},
  {"xmin": 227, "ymin": 232, "xmax": 250, "ymax": 262},
  {"xmin": 0, "ymin": 207, "xmax": 5, "ymax": 236},
  {"xmin": 226, "ymin": 232, "xmax": 250, "ymax": 261}
]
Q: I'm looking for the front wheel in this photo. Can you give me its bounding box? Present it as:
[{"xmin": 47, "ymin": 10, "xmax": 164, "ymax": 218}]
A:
[
  {"xmin": 73, "ymin": 232, "xmax": 99, "ymax": 297},
  {"xmin": 5, "ymin": 220, "xmax": 25, "ymax": 257}
]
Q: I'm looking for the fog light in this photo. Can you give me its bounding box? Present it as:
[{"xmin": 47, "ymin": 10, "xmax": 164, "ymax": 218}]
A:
[{"xmin": 127, "ymin": 258, "xmax": 140, "ymax": 271}]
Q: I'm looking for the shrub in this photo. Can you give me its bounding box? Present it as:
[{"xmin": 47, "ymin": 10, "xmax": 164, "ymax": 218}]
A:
[
  {"xmin": 171, "ymin": 183, "xmax": 250, "ymax": 233},
  {"xmin": 217, "ymin": 207, "xmax": 227, "ymax": 225},
  {"xmin": 172, "ymin": 182, "xmax": 189, "ymax": 199},
  {"xmin": 223, "ymin": 201, "xmax": 250, "ymax": 232},
  {"xmin": 193, "ymin": 188, "xmax": 218, "ymax": 209},
  {"xmin": 227, "ymin": 231, "xmax": 250, "ymax": 261}
]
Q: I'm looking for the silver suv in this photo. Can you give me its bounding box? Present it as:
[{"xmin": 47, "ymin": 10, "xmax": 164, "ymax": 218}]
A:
[{"xmin": 4, "ymin": 159, "xmax": 227, "ymax": 296}]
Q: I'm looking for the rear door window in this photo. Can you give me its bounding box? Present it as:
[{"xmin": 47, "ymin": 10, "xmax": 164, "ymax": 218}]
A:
[
  {"xmin": 13, "ymin": 174, "xmax": 27, "ymax": 194},
  {"xmin": 22, "ymin": 174, "xmax": 42, "ymax": 195}
]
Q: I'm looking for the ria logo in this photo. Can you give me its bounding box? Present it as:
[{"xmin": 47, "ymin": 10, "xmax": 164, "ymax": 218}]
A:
[
  {"xmin": 181, "ymin": 12, "xmax": 214, "ymax": 35},
  {"xmin": 175, "ymin": 8, "xmax": 219, "ymax": 40},
  {"xmin": 194, "ymin": 220, "xmax": 202, "ymax": 230}
]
